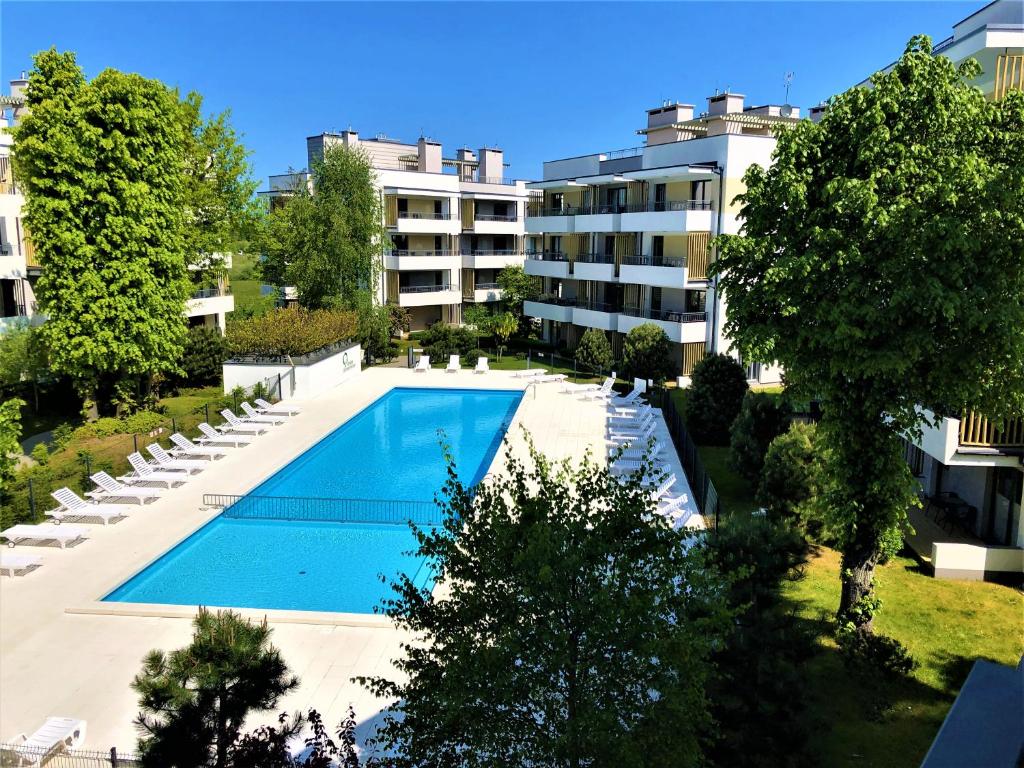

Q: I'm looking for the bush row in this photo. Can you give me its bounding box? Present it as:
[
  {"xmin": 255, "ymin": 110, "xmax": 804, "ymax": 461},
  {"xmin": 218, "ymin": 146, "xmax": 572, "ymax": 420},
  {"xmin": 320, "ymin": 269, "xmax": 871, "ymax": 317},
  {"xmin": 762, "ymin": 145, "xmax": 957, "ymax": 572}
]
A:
[{"xmin": 227, "ymin": 307, "xmax": 358, "ymax": 358}]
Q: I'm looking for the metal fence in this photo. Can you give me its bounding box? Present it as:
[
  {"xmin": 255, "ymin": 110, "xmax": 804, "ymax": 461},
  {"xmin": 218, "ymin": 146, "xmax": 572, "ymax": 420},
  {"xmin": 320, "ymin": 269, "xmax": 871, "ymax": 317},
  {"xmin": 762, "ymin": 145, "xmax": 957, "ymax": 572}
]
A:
[
  {"xmin": 206, "ymin": 493, "xmax": 442, "ymax": 527},
  {"xmin": 656, "ymin": 387, "xmax": 721, "ymax": 529},
  {"xmin": 0, "ymin": 744, "xmax": 140, "ymax": 767}
]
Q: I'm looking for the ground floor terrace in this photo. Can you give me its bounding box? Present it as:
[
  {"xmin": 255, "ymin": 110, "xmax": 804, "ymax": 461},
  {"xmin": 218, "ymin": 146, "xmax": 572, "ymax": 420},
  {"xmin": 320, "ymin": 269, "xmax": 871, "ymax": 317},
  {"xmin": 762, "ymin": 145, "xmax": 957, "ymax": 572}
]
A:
[{"xmin": 0, "ymin": 367, "xmax": 692, "ymax": 753}]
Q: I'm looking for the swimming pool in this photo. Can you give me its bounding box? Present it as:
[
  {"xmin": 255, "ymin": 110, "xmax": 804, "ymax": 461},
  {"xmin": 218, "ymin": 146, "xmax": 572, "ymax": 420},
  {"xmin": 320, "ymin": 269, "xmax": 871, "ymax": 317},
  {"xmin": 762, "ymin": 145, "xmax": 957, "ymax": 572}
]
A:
[{"xmin": 104, "ymin": 387, "xmax": 523, "ymax": 613}]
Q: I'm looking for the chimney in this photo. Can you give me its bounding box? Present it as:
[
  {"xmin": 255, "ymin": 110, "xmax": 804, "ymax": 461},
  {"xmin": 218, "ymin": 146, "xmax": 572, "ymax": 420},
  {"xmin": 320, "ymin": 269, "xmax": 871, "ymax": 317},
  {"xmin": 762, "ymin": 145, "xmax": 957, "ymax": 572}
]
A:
[
  {"xmin": 340, "ymin": 129, "xmax": 359, "ymax": 147},
  {"xmin": 10, "ymin": 74, "xmax": 29, "ymax": 123},
  {"xmin": 478, "ymin": 147, "xmax": 503, "ymax": 182},
  {"xmin": 418, "ymin": 137, "xmax": 442, "ymax": 174},
  {"xmin": 646, "ymin": 103, "xmax": 694, "ymax": 129},
  {"xmin": 707, "ymin": 91, "xmax": 745, "ymax": 116},
  {"xmin": 809, "ymin": 104, "xmax": 827, "ymax": 123}
]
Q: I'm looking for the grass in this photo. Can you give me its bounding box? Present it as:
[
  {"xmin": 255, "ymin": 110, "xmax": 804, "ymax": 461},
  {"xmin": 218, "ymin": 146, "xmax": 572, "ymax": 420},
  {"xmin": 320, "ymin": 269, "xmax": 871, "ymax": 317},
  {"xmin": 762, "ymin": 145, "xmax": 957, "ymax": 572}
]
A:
[
  {"xmin": 785, "ymin": 548, "xmax": 1024, "ymax": 767},
  {"xmin": 227, "ymin": 251, "xmax": 275, "ymax": 317}
]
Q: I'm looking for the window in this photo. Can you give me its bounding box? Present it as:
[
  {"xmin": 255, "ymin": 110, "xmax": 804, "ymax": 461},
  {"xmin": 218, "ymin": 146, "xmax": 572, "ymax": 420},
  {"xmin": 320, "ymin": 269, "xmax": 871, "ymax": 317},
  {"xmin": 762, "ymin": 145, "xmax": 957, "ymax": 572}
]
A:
[
  {"xmin": 903, "ymin": 440, "xmax": 925, "ymax": 477},
  {"xmin": 434, "ymin": 235, "xmax": 443, "ymax": 252},
  {"xmin": 433, "ymin": 200, "xmax": 443, "ymax": 217},
  {"xmin": 605, "ymin": 187, "xmax": 626, "ymax": 211},
  {"xmin": 652, "ymin": 236, "xmax": 664, "ymax": 261},
  {"xmin": 685, "ymin": 289, "xmax": 707, "ymax": 313},
  {"xmin": 550, "ymin": 235, "xmax": 562, "ymax": 254},
  {"xmin": 397, "ymin": 198, "xmax": 408, "ymax": 215},
  {"xmin": 692, "ymin": 180, "xmax": 708, "ymax": 201},
  {"xmin": 550, "ymin": 192, "xmax": 564, "ymax": 211},
  {"xmin": 650, "ymin": 287, "xmax": 663, "ymax": 312}
]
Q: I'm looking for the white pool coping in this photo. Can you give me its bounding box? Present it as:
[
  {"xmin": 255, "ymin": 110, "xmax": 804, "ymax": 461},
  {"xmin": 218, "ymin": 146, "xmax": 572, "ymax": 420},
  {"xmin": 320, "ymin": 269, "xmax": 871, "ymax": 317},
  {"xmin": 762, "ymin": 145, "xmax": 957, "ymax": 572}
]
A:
[{"xmin": 1, "ymin": 367, "xmax": 647, "ymax": 750}]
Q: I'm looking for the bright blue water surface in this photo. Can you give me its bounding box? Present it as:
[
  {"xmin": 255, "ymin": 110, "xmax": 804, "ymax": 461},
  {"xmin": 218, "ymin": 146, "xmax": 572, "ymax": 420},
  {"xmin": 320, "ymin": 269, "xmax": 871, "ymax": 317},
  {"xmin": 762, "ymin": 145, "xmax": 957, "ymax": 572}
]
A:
[{"xmin": 104, "ymin": 388, "xmax": 522, "ymax": 613}]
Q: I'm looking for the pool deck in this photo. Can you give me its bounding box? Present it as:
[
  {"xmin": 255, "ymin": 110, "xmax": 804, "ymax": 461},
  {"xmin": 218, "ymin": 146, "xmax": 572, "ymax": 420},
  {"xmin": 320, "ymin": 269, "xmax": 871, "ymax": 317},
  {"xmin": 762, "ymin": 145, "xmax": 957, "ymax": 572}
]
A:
[{"xmin": 0, "ymin": 367, "xmax": 689, "ymax": 751}]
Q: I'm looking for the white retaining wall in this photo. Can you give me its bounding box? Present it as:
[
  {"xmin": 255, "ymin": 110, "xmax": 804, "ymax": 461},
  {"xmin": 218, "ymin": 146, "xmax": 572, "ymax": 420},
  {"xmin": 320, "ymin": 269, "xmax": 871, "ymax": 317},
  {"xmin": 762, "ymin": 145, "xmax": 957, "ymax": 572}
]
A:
[{"xmin": 223, "ymin": 344, "xmax": 362, "ymax": 400}]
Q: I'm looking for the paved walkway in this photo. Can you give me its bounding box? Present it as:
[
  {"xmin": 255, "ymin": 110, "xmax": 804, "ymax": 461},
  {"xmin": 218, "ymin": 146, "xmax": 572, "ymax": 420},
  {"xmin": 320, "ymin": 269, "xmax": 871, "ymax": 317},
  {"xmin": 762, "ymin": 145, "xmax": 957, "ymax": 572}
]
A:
[{"xmin": 1, "ymin": 367, "xmax": 625, "ymax": 751}]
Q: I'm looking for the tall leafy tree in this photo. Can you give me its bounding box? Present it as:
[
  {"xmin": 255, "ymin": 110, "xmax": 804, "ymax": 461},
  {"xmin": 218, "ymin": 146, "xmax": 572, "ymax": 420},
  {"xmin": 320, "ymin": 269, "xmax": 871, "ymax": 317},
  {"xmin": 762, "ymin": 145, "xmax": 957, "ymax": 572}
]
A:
[
  {"xmin": 260, "ymin": 144, "xmax": 388, "ymax": 309},
  {"xmin": 575, "ymin": 328, "xmax": 613, "ymax": 375},
  {"xmin": 363, "ymin": 437, "xmax": 728, "ymax": 767},
  {"xmin": 178, "ymin": 92, "xmax": 260, "ymax": 284},
  {"xmin": 132, "ymin": 608, "xmax": 299, "ymax": 768},
  {"xmin": 713, "ymin": 36, "xmax": 1024, "ymax": 634},
  {"xmin": 0, "ymin": 398, "xmax": 25, "ymax": 506},
  {"xmin": 496, "ymin": 263, "xmax": 540, "ymax": 322},
  {"xmin": 12, "ymin": 49, "xmax": 192, "ymax": 414},
  {"xmin": 621, "ymin": 323, "xmax": 674, "ymax": 383}
]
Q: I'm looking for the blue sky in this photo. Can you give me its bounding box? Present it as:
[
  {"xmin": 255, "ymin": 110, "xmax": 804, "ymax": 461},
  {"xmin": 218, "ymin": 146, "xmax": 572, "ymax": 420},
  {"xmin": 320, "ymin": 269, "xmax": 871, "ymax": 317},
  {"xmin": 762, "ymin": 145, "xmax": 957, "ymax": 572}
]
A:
[{"xmin": 2, "ymin": 2, "xmax": 976, "ymax": 185}]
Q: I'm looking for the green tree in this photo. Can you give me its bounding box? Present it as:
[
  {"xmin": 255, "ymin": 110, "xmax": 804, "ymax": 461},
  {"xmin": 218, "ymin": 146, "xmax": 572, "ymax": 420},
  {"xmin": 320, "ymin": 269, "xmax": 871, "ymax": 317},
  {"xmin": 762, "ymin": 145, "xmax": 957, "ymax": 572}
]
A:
[
  {"xmin": 171, "ymin": 326, "xmax": 228, "ymax": 387},
  {"xmin": 12, "ymin": 49, "xmax": 192, "ymax": 415},
  {"xmin": 702, "ymin": 514, "xmax": 813, "ymax": 768},
  {"xmin": 0, "ymin": 320, "xmax": 48, "ymax": 409},
  {"xmin": 178, "ymin": 92, "xmax": 260, "ymax": 284},
  {"xmin": 462, "ymin": 303, "xmax": 493, "ymax": 347},
  {"xmin": 729, "ymin": 392, "xmax": 793, "ymax": 484},
  {"xmin": 621, "ymin": 323, "xmax": 673, "ymax": 383},
  {"xmin": 713, "ymin": 36, "xmax": 1024, "ymax": 634},
  {"xmin": 757, "ymin": 423, "xmax": 820, "ymax": 526},
  {"xmin": 574, "ymin": 328, "xmax": 613, "ymax": 375},
  {"xmin": 260, "ymin": 145, "xmax": 388, "ymax": 310},
  {"xmin": 492, "ymin": 311, "xmax": 518, "ymax": 360},
  {"xmin": 363, "ymin": 437, "xmax": 728, "ymax": 767},
  {"xmin": 495, "ymin": 264, "xmax": 540, "ymax": 321},
  {"xmin": 132, "ymin": 608, "xmax": 299, "ymax": 768},
  {"xmin": 357, "ymin": 301, "xmax": 397, "ymax": 364},
  {"xmin": 685, "ymin": 354, "xmax": 749, "ymax": 446},
  {"xmin": 0, "ymin": 398, "xmax": 26, "ymax": 505}
]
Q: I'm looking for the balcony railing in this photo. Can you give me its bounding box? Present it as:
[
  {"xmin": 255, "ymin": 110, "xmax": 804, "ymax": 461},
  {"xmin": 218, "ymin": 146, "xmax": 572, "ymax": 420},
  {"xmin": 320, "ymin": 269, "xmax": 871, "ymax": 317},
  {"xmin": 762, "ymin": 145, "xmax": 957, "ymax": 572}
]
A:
[
  {"xmin": 463, "ymin": 249, "xmax": 521, "ymax": 257},
  {"xmin": 639, "ymin": 199, "xmax": 713, "ymax": 212},
  {"xmin": 620, "ymin": 254, "xmax": 687, "ymax": 268},
  {"xmin": 620, "ymin": 307, "xmax": 707, "ymax": 323},
  {"xmin": 400, "ymin": 284, "xmax": 452, "ymax": 294},
  {"xmin": 532, "ymin": 294, "xmax": 576, "ymax": 307},
  {"xmin": 574, "ymin": 252, "xmax": 616, "ymax": 264},
  {"xmin": 397, "ymin": 212, "xmax": 451, "ymax": 220},
  {"xmin": 475, "ymin": 282, "xmax": 501, "ymax": 290},
  {"xmin": 0, "ymin": 243, "xmax": 12, "ymax": 255},
  {"xmin": 474, "ymin": 214, "xmax": 519, "ymax": 222},
  {"xmin": 461, "ymin": 175, "xmax": 517, "ymax": 186},
  {"xmin": 190, "ymin": 287, "xmax": 232, "ymax": 300},
  {"xmin": 528, "ymin": 200, "xmax": 712, "ymax": 218},
  {"xmin": 391, "ymin": 249, "xmax": 454, "ymax": 257},
  {"xmin": 958, "ymin": 411, "xmax": 1024, "ymax": 448},
  {"xmin": 530, "ymin": 206, "xmax": 586, "ymax": 218},
  {"xmin": 526, "ymin": 251, "xmax": 569, "ymax": 262}
]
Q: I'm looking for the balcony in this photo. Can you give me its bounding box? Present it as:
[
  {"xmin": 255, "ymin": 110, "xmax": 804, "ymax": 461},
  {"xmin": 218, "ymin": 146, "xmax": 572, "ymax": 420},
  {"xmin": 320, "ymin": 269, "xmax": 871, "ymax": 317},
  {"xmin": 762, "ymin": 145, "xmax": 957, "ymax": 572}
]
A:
[
  {"xmin": 619, "ymin": 254, "xmax": 687, "ymax": 288},
  {"xmin": 461, "ymin": 249, "xmax": 523, "ymax": 269},
  {"xmin": 571, "ymin": 300, "xmax": 618, "ymax": 331},
  {"xmin": 471, "ymin": 212, "xmax": 521, "ymax": 235},
  {"xmin": 572, "ymin": 252, "xmax": 616, "ymax": 282},
  {"xmin": 392, "ymin": 211, "xmax": 460, "ymax": 235},
  {"xmin": 524, "ymin": 251, "xmax": 570, "ymax": 279},
  {"xmin": 958, "ymin": 411, "xmax": 1024, "ymax": 449},
  {"xmin": 397, "ymin": 284, "xmax": 461, "ymax": 307},
  {"xmin": 618, "ymin": 307, "xmax": 707, "ymax": 343},
  {"xmin": 524, "ymin": 295, "xmax": 575, "ymax": 323},
  {"xmin": 525, "ymin": 207, "xmax": 581, "ymax": 234},
  {"xmin": 467, "ymin": 282, "xmax": 503, "ymax": 303},
  {"xmin": 386, "ymin": 249, "xmax": 460, "ymax": 271},
  {"xmin": 620, "ymin": 200, "xmax": 714, "ymax": 234},
  {"xmin": 186, "ymin": 287, "xmax": 234, "ymax": 319}
]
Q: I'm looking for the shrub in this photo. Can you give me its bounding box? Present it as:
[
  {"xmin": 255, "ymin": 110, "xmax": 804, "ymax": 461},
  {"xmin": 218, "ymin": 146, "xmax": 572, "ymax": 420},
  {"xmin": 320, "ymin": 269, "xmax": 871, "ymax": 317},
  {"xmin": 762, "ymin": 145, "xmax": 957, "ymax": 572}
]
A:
[
  {"xmin": 729, "ymin": 392, "xmax": 793, "ymax": 484},
  {"xmin": 30, "ymin": 442, "xmax": 49, "ymax": 465},
  {"xmin": 227, "ymin": 307, "xmax": 357, "ymax": 358},
  {"xmin": 421, "ymin": 323, "xmax": 477, "ymax": 359},
  {"xmin": 74, "ymin": 411, "xmax": 166, "ymax": 439},
  {"xmin": 357, "ymin": 304, "xmax": 397, "ymax": 364},
  {"xmin": 685, "ymin": 354, "xmax": 749, "ymax": 445},
  {"xmin": 621, "ymin": 323, "xmax": 674, "ymax": 383},
  {"xmin": 838, "ymin": 629, "xmax": 917, "ymax": 679},
  {"xmin": 464, "ymin": 348, "xmax": 486, "ymax": 367},
  {"xmin": 574, "ymin": 328, "xmax": 613, "ymax": 374},
  {"xmin": 176, "ymin": 326, "xmax": 227, "ymax": 386},
  {"xmin": 757, "ymin": 423, "xmax": 819, "ymax": 523}
]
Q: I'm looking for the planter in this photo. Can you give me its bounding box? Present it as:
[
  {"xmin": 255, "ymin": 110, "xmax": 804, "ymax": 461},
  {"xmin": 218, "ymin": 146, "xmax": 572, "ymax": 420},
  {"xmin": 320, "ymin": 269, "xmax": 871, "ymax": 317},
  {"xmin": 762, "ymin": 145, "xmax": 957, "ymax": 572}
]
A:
[{"xmin": 223, "ymin": 342, "xmax": 362, "ymax": 400}]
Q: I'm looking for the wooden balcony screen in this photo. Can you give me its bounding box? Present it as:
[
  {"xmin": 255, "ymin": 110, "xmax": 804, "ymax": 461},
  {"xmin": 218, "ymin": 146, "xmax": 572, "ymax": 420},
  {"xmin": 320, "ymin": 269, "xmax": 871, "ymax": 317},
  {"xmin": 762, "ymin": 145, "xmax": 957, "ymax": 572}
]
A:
[
  {"xmin": 462, "ymin": 268, "xmax": 475, "ymax": 300},
  {"xmin": 687, "ymin": 232, "xmax": 711, "ymax": 280},
  {"xmin": 461, "ymin": 199, "xmax": 475, "ymax": 230},
  {"xmin": 995, "ymin": 55, "xmax": 1024, "ymax": 101},
  {"xmin": 384, "ymin": 195, "xmax": 398, "ymax": 227},
  {"xmin": 959, "ymin": 411, "xmax": 1024, "ymax": 448},
  {"xmin": 681, "ymin": 341, "xmax": 707, "ymax": 376}
]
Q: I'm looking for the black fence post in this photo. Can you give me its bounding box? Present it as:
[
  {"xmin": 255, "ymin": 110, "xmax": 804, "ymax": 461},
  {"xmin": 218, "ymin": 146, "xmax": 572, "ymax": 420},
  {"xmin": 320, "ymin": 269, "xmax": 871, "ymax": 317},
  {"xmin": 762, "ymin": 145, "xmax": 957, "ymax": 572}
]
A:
[
  {"xmin": 171, "ymin": 417, "xmax": 176, "ymax": 436},
  {"xmin": 204, "ymin": 403, "xmax": 210, "ymax": 423},
  {"xmin": 85, "ymin": 455, "xmax": 91, "ymax": 477},
  {"xmin": 132, "ymin": 434, "xmax": 138, "ymax": 454},
  {"xmin": 277, "ymin": 372, "xmax": 283, "ymax": 401},
  {"xmin": 27, "ymin": 478, "xmax": 35, "ymax": 520},
  {"xmin": 110, "ymin": 746, "xmax": 118, "ymax": 767}
]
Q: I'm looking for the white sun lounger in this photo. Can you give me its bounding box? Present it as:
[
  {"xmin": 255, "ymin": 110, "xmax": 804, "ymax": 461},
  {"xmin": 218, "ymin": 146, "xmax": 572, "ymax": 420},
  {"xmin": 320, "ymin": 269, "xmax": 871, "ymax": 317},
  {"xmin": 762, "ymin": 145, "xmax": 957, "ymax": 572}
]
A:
[
  {"xmin": 650, "ymin": 474, "xmax": 678, "ymax": 502},
  {"xmin": 147, "ymin": 443, "xmax": 208, "ymax": 472},
  {"xmin": 512, "ymin": 368, "xmax": 546, "ymax": 378},
  {"xmin": 241, "ymin": 402, "xmax": 287, "ymax": 424},
  {"xmin": 121, "ymin": 453, "xmax": 189, "ymax": 489},
  {"xmin": 219, "ymin": 410, "xmax": 269, "ymax": 434},
  {"xmin": 608, "ymin": 418, "xmax": 656, "ymax": 442},
  {"xmin": 474, "ymin": 357, "xmax": 489, "ymax": 374},
  {"xmin": 582, "ymin": 379, "xmax": 615, "ymax": 400},
  {"xmin": 445, "ymin": 355, "xmax": 460, "ymax": 373},
  {"xmin": 658, "ymin": 493, "xmax": 691, "ymax": 518},
  {"xmin": 609, "ymin": 386, "xmax": 644, "ymax": 407},
  {"xmin": 608, "ymin": 403, "xmax": 653, "ymax": 420},
  {"xmin": 609, "ymin": 458, "xmax": 670, "ymax": 476},
  {"xmin": 1, "ymin": 524, "xmax": 89, "ymax": 549},
  {"xmin": 49, "ymin": 488, "xmax": 130, "ymax": 525},
  {"xmin": 610, "ymin": 440, "xmax": 665, "ymax": 461},
  {"xmin": 255, "ymin": 397, "xmax": 302, "ymax": 415},
  {"xmin": 414, "ymin": 355, "xmax": 431, "ymax": 372},
  {"xmin": 535, "ymin": 373, "xmax": 568, "ymax": 384},
  {"xmin": 3, "ymin": 716, "xmax": 87, "ymax": 765},
  {"xmin": 197, "ymin": 422, "xmax": 254, "ymax": 447},
  {"xmin": 89, "ymin": 472, "xmax": 161, "ymax": 504},
  {"xmin": 170, "ymin": 432, "xmax": 227, "ymax": 459},
  {"xmin": 1, "ymin": 552, "xmax": 43, "ymax": 576}
]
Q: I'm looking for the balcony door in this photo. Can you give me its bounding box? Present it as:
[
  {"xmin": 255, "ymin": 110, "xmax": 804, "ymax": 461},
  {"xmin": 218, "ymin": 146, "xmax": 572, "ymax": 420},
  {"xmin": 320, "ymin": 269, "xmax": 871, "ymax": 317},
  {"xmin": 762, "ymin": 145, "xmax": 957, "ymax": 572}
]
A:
[
  {"xmin": 987, "ymin": 468, "xmax": 1023, "ymax": 546},
  {"xmin": 654, "ymin": 184, "xmax": 666, "ymax": 211},
  {"xmin": 397, "ymin": 198, "xmax": 408, "ymax": 217}
]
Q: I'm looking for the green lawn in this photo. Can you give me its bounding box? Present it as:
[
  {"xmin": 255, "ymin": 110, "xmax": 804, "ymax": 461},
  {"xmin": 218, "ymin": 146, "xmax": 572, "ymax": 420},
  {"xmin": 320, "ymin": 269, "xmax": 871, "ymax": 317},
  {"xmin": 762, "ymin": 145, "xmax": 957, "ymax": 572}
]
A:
[{"xmin": 785, "ymin": 548, "xmax": 1024, "ymax": 767}]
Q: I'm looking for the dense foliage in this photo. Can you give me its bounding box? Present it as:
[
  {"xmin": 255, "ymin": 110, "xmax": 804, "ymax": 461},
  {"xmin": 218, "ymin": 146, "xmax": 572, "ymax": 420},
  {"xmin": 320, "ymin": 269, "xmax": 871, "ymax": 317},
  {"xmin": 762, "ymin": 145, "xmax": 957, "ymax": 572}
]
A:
[
  {"xmin": 259, "ymin": 145, "xmax": 388, "ymax": 310},
  {"xmin": 0, "ymin": 320, "xmax": 48, "ymax": 408},
  {"xmin": 621, "ymin": 323, "xmax": 674, "ymax": 383},
  {"xmin": 362, "ymin": 437, "xmax": 729, "ymax": 766},
  {"xmin": 171, "ymin": 326, "xmax": 228, "ymax": 387},
  {"xmin": 420, "ymin": 322, "xmax": 477, "ymax": 360},
  {"xmin": 133, "ymin": 609, "xmax": 298, "ymax": 767},
  {"xmin": 495, "ymin": 264, "xmax": 540, "ymax": 321},
  {"xmin": 0, "ymin": 399, "xmax": 25, "ymax": 507},
  {"xmin": 685, "ymin": 354, "xmax": 749, "ymax": 445},
  {"xmin": 13, "ymin": 49, "xmax": 192, "ymax": 414},
  {"xmin": 729, "ymin": 392, "xmax": 793, "ymax": 484},
  {"xmin": 714, "ymin": 36, "xmax": 1024, "ymax": 633},
  {"xmin": 574, "ymin": 328, "xmax": 613, "ymax": 374},
  {"xmin": 226, "ymin": 307, "xmax": 357, "ymax": 359},
  {"xmin": 757, "ymin": 423, "xmax": 820, "ymax": 525},
  {"xmin": 702, "ymin": 514, "xmax": 814, "ymax": 768}
]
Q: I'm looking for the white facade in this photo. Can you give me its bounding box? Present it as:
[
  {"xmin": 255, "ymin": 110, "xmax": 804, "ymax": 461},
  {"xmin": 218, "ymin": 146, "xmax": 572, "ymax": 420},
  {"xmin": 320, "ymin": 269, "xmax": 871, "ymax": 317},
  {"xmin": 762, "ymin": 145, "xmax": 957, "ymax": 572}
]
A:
[
  {"xmin": 524, "ymin": 93, "xmax": 793, "ymax": 384},
  {"xmin": 263, "ymin": 132, "xmax": 537, "ymax": 332}
]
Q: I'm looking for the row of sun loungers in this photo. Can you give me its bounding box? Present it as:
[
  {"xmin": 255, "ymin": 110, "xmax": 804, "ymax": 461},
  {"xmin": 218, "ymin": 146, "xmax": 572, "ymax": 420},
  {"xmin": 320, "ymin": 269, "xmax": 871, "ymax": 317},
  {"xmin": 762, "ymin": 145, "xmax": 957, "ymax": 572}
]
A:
[
  {"xmin": 1, "ymin": 715, "xmax": 87, "ymax": 765},
  {"xmin": 0, "ymin": 399, "xmax": 302, "ymax": 573},
  {"xmin": 414, "ymin": 354, "xmax": 491, "ymax": 374}
]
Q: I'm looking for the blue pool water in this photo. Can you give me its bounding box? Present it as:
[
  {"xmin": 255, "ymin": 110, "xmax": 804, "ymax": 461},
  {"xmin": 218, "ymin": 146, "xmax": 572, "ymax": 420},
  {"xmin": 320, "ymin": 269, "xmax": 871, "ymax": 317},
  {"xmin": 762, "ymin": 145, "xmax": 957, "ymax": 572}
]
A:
[{"xmin": 104, "ymin": 388, "xmax": 522, "ymax": 613}]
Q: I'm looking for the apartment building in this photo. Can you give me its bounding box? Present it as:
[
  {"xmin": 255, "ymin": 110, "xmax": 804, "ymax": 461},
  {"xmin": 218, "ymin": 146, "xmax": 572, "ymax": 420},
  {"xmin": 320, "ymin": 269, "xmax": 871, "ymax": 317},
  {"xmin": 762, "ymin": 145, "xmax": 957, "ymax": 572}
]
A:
[
  {"xmin": 524, "ymin": 93, "xmax": 792, "ymax": 385},
  {"xmin": 0, "ymin": 75, "xmax": 37, "ymax": 331},
  {"xmin": 894, "ymin": 0, "xmax": 1023, "ymax": 580},
  {"xmin": 0, "ymin": 75, "xmax": 235, "ymax": 335},
  {"xmin": 263, "ymin": 131, "xmax": 535, "ymax": 331}
]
